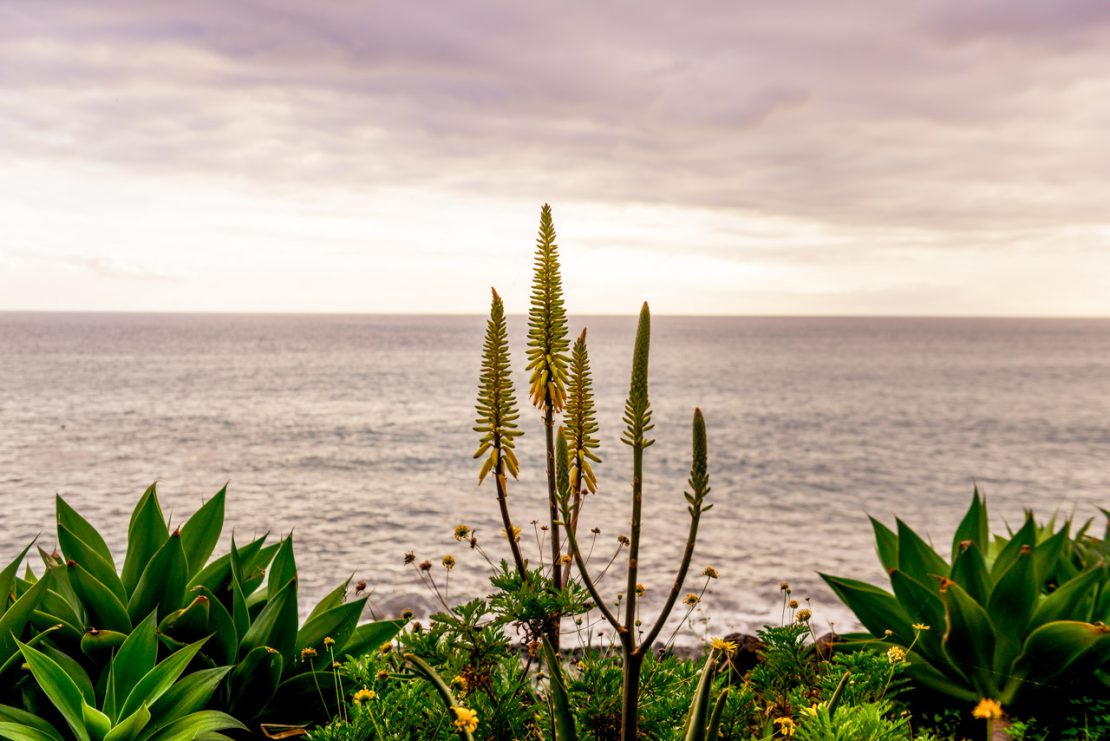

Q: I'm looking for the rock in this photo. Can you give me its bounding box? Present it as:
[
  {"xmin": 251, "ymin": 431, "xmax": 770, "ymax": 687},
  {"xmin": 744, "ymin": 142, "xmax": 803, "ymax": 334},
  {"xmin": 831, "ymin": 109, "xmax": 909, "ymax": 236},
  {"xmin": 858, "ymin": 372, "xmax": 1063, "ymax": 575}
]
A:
[
  {"xmin": 721, "ymin": 632, "xmax": 764, "ymax": 677},
  {"xmin": 814, "ymin": 630, "xmax": 839, "ymax": 661}
]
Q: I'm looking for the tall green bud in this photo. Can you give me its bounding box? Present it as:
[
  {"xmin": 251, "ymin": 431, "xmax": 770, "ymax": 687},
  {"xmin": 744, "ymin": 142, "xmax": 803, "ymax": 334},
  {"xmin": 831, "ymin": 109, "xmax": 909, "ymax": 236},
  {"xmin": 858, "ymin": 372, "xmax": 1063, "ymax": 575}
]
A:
[{"xmin": 620, "ymin": 303, "xmax": 655, "ymax": 449}]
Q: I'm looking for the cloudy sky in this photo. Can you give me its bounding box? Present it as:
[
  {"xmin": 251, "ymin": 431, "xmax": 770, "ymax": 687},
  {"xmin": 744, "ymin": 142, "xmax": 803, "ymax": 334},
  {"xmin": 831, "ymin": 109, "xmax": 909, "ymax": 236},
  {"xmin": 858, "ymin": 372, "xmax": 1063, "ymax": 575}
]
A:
[{"xmin": 2, "ymin": 1, "xmax": 1108, "ymax": 315}]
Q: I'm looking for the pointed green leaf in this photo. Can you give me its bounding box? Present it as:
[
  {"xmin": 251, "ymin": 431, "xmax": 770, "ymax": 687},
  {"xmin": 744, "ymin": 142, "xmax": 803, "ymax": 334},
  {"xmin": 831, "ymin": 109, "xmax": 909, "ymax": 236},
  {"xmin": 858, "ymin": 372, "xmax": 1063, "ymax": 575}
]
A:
[
  {"xmin": 951, "ymin": 487, "xmax": 989, "ymax": 563},
  {"xmin": 57, "ymin": 524, "xmax": 127, "ymax": 605},
  {"xmin": 0, "ymin": 721, "xmax": 65, "ymax": 741},
  {"xmin": 940, "ymin": 581, "xmax": 998, "ymax": 698},
  {"xmin": 144, "ymin": 667, "xmax": 230, "ymax": 733},
  {"xmin": 110, "ymin": 613, "xmax": 159, "ymax": 719},
  {"xmin": 68, "ymin": 561, "xmax": 132, "ymax": 633},
  {"xmin": 179, "ymin": 487, "xmax": 225, "ymax": 580},
  {"xmin": 118, "ymin": 639, "xmax": 207, "ymax": 722},
  {"xmin": 0, "ymin": 567, "xmax": 55, "ymax": 663},
  {"xmin": 0, "ymin": 704, "xmax": 64, "ymax": 741},
  {"xmin": 991, "ymin": 514, "xmax": 1037, "ymax": 582},
  {"xmin": 820, "ymin": 574, "xmax": 915, "ymax": 644},
  {"xmin": 141, "ymin": 711, "xmax": 246, "ymax": 741},
  {"xmin": 239, "ymin": 578, "xmax": 298, "ymax": 666},
  {"xmin": 896, "ymin": 519, "xmax": 949, "ymax": 588},
  {"xmin": 950, "ymin": 541, "xmax": 992, "ymax": 606},
  {"xmin": 305, "ymin": 578, "xmax": 350, "ymax": 623},
  {"xmin": 103, "ymin": 704, "xmax": 150, "ymax": 741},
  {"xmin": 57, "ymin": 496, "xmax": 115, "ymax": 571},
  {"xmin": 1005, "ymin": 621, "xmax": 1110, "ymax": 703},
  {"xmin": 266, "ymin": 537, "xmax": 296, "ymax": 599},
  {"xmin": 42, "ymin": 644, "xmax": 96, "ymax": 707},
  {"xmin": 228, "ymin": 646, "xmax": 283, "ymax": 720},
  {"xmin": 82, "ymin": 701, "xmax": 112, "ymax": 741},
  {"xmin": 869, "ymin": 517, "xmax": 898, "ymax": 573},
  {"xmin": 338, "ymin": 619, "xmax": 405, "ymax": 658},
  {"xmin": 122, "ymin": 485, "xmax": 169, "ymax": 594},
  {"xmin": 1, "ymin": 541, "xmax": 36, "ymax": 616},
  {"xmin": 17, "ymin": 639, "xmax": 91, "ymax": 741},
  {"xmin": 127, "ymin": 532, "xmax": 187, "ymax": 623},
  {"xmin": 987, "ymin": 548, "xmax": 1038, "ymax": 666},
  {"xmin": 291, "ymin": 598, "xmax": 364, "ymax": 675},
  {"xmin": 1030, "ymin": 565, "xmax": 1105, "ymax": 631}
]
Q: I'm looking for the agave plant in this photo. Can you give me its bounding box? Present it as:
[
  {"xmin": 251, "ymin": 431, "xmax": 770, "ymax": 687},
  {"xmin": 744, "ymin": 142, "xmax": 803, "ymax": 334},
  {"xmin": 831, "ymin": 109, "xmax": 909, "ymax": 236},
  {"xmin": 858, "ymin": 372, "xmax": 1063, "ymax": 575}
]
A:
[
  {"xmin": 822, "ymin": 489, "xmax": 1110, "ymax": 709},
  {"xmin": 5, "ymin": 485, "xmax": 403, "ymax": 729},
  {"xmin": 1, "ymin": 612, "xmax": 243, "ymax": 741}
]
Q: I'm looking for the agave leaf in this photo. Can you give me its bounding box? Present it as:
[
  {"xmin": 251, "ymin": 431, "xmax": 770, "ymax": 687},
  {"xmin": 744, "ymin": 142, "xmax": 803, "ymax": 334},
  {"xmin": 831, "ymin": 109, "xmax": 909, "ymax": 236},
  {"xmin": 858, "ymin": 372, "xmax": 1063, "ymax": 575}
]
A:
[
  {"xmin": 0, "ymin": 704, "xmax": 64, "ymax": 741},
  {"xmin": 102, "ymin": 704, "xmax": 151, "ymax": 741},
  {"xmin": 120, "ymin": 485, "xmax": 169, "ymax": 595},
  {"xmin": 228, "ymin": 646, "xmax": 283, "ymax": 721},
  {"xmin": 144, "ymin": 667, "xmax": 231, "ymax": 734},
  {"xmin": 0, "ymin": 721, "xmax": 65, "ymax": 741},
  {"xmin": 0, "ymin": 628, "xmax": 61, "ymax": 685},
  {"xmin": 57, "ymin": 524, "xmax": 128, "ymax": 605},
  {"xmin": 819, "ymin": 574, "xmax": 915, "ymax": 644},
  {"xmin": 888, "ymin": 570, "xmax": 945, "ymax": 659},
  {"xmin": 17, "ymin": 639, "xmax": 91, "ymax": 741},
  {"xmin": 0, "ymin": 567, "xmax": 55, "ymax": 664},
  {"xmin": 189, "ymin": 587, "xmax": 237, "ymax": 665},
  {"xmin": 304, "ymin": 578, "xmax": 351, "ymax": 623},
  {"xmin": 80, "ymin": 629, "xmax": 129, "ymax": 660},
  {"xmin": 951, "ymin": 487, "xmax": 989, "ymax": 563},
  {"xmin": 127, "ymin": 532, "xmax": 187, "ymax": 623},
  {"xmin": 290, "ymin": 598, "xmax": 365, "ymax": 676},
  {"xmin": 940, "ymin": 581, "xmax": 998, "ymax": 698},
  {"xmin": 903, "ymin": 659, "xmax": 977, "ymax": 702},
  {"xmin": 117, "ymin": 639, "xmax": 208, "ymax": 722},
  {"xmin": 987, "ymin": 549, "xmax": 1038, "ymax": 672},
  {"xmin": 683, "ymin": 650, "xmax": 717, "ymax": 741},
  {"xmin": 991, "ymin": 514, "xmax": 1037, "ymax": 582},
  {"xmin": 1004, "ymin": 621, "xmax": 1110, "ymax": 703},
  {"xmin": 239, "ymin": 578, "xmax": 298, "ymax": 666},
  {"xmin": 81, "ymin": 701, "xmax": 112, "ymax": 741},
  {"xmin": 56, "ymin": 496, "xmax": 116, "ymax": 572},
  {"xmin": 139, "ymin": 711, "xmax": 246, "ymax": 741},
  {"xmin": 1, "ymin": 541, "xmax": 36, "ymax": 616},
  {"xmin": 869, "ymin": 517, "xmax": 898, "ymax": 573},
  {"xmin": 158, "ymin": 595, "xmax": 210, "ymax": 645},
  {"xmin": 109, "ymin": 613, "xmax": 159, "ymax": 720},
  {"xmin": 541, "ymin": 638, "xmax": 577, "ymax": 741},
  {"xmin": 68, "ymin": 561, "xmax": 132, "ymax": 633},
  {"xmin": 338, "ymin": 619, "xmax": 405, "ymax": 658},
  {"xmin": 259, "ymin": 669, "xmax": 345, "ymax": 725},
  {"xmin": 187, "ymin": 532, "xmax": 269, "ymax": 594},
  {"xmin": 178, "ymin": 488, "xmax": 225, "ymax": 580},
  {"xmin": 1031, "ymin": 525, "xmax": 1069, "ymax": 587},
  {"xmin": 267, "ymin": 537, "xmax": 297, "ymax": 599},
  {"xmin": 949, "ymin": 541, "xmax": 992, "ymax": 607},
  {"xmin": 895, "ymin": 519, "xmax": 949, "ymax": 589},
  {"xmin": 42, "ymin": 644, "xmax": 96, "ymax": 707},
  {"xmin": 1029, "ymin": 565, "xmax": 1104, "ymax": 631}
]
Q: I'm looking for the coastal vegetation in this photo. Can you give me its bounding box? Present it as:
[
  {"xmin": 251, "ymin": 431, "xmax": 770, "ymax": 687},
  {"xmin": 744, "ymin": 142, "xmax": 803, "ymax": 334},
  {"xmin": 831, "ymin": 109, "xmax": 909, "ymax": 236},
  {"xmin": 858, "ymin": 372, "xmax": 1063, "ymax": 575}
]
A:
[{"xmin": 2, "ymin": 206, "xmax": 1107, "ymax": 739}]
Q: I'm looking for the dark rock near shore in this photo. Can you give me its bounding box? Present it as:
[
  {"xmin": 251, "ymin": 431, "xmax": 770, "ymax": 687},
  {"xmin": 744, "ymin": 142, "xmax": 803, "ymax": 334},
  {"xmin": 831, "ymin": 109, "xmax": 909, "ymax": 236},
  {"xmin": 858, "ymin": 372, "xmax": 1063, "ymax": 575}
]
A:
[
  {"xmin": 814, "ymin": 630, "xmax": 839, "ymax": 661},
  {"xmin": 721, "ymin": 632, "xmax": 765, "ymax": 676}
]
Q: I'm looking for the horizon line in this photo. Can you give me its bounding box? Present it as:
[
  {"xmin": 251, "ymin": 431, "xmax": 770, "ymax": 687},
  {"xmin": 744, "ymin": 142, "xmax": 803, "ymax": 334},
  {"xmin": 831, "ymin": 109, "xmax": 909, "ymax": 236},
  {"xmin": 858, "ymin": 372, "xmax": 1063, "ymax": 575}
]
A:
[{"xmin": 3, "ymin": 309, "xmax": 1110, "ymax": 321}]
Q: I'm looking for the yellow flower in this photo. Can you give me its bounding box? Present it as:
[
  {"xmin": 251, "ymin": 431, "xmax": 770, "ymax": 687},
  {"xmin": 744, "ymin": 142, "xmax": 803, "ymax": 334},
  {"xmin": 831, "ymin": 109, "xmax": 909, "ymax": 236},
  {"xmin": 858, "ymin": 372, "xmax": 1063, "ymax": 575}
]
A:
[
  {"xmin": 379, "ymin": 642, "xmax": 393, "ymax": 655},
  {"xmin": 683, "ymin": 593, "xmax": 700, "ymax": 607},
  {"xmin": 452, "ymin": 675, "xmax": 469, "ymax": 691},
  {"xmin": 442, "ymin": 554, "xmax": 456, "ymax": 571},
  {"xmin": 352, "ymin": 688, "xmax": 375, "ymax": 704},
  {"xmin": 788, "ymin": 598, "xmax": 799, "ymax": 609},
  {"xmin": 501, "ymin": 526, "xmax": 521, "ymax": 542},
  {"xmin": 376, "ymin": 669, "xmax": 389, "ymax": 681},
  {"xmin": 710, "ymin": 637, "xmax": 738, "ymax": 655},
  {"xmin": 560, "ymin": 554, "xmax": 572, "ymax": 566},
  {"xmin": 323, "ymin": 636, "xmax": 335, "ymax": 648},
  {"xmin": 795, "ymin": 608, "xmax": 812, "ymax": 623},
  {"xmin": 887, "ymin": 646, "xmax": 906, "ymax": 664},
  {"xmin": 883, "ymin": 629, "xmax": 893, "ymax": 636},
  {"xmin": 576, "ymin": 660, "xmax": 587, "ymax": 671},
  {"xmin": 300, "ymin": 647, "xmax": 317, "ymax": 661},
  {"xmin": 972, "ymin": 698, "xmax": 1003, "ymax": 720},
  {"xmin": 454, "ymin": 524, "xmax": 471, "ymax": 541},
  {"xmin": 773, "ymin": 716, "xmax": 796, "ymax": 736},
  {"xmin": 635, "ymin": 583, "xmax": 646, "ymax": 596},
  {"xmin": 452, "ymin": 706, "xmax": 479, "ymax": 733},
  {"xmin": 703, "ymin": 565, "xmax": 719, "ymax": 579},
  {"xmin": 913, "ymin": 623, "xmax": 930, "ymax": 631}
]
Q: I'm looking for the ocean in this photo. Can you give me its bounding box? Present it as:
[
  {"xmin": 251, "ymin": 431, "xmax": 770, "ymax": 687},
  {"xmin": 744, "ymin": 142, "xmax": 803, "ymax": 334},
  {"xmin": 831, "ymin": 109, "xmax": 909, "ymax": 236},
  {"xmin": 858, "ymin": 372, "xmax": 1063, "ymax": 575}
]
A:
[{"xmin": 2, "ymin": 313, "xmax": 1108, "ymax": 641}]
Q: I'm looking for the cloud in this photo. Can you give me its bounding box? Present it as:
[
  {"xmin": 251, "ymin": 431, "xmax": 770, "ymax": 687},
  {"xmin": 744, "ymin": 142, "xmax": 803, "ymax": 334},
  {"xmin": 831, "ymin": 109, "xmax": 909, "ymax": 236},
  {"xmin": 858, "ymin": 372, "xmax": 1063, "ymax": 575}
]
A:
[{"xmin": 1, "ymin": 1, "xmax": 1108, "ymax": 313}]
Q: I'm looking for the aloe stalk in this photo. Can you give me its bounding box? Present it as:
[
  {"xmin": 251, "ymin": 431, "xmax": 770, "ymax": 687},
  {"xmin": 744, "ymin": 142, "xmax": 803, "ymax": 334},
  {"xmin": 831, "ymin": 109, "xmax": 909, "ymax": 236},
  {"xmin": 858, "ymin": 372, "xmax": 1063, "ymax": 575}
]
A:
[
  {"xmin": 474, "ymin": 288, "xmax": 528, "ymax": 581},
  {"xmin": 557, "ymin": 302, "xmax": 713, "ymax": 741},
  {"xmin": 526, "ymin": 204, "xmax": 571, "ymax": 605},
  {"xmin": 563, "ymin": 328, "xmax": 601, "ymax": 552}
]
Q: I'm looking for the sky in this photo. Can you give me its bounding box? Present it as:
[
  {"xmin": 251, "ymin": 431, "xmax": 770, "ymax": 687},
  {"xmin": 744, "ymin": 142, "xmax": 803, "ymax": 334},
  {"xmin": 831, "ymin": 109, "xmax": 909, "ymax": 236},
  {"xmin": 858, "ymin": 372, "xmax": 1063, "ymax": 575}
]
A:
[{"xmin": 2, "ymin": 1, "xmax": 1108, "ymax": 316}]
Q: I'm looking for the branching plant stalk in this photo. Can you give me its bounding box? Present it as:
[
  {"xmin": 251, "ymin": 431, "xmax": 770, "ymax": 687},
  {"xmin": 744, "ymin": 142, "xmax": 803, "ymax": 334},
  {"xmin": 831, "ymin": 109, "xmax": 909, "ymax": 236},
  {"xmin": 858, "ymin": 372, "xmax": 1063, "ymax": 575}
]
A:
[{"xmin": 555, "ymin": 303, "xmax": 713, "ymax": 741}]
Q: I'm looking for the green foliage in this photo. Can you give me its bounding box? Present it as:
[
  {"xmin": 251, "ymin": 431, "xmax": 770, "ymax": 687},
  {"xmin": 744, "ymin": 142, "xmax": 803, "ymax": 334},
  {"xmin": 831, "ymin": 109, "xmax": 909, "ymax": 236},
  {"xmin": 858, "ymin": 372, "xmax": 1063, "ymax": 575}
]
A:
[
  {"xmin": 2, "ymin": 618, "xmax": 244, "ymax": 741},
  {"xmin": 822, "ymin": 489, "xmax": 1110, "ymax": 709},
  {"xmin": 793, "ymin": 699, "xmax": 924, "ymax": 741},
  {"xmin": 3, "ymin": 485, "xmax": 403, "ymax": 734}
]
